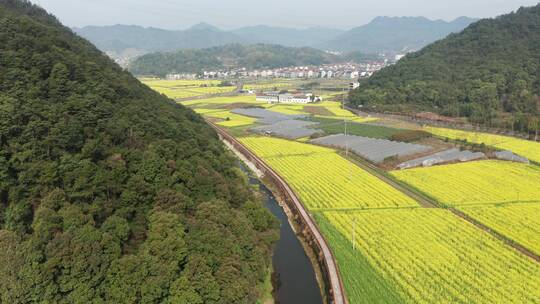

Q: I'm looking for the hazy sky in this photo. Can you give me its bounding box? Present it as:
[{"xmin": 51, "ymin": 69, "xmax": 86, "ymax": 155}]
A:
[{"xmin": 32, "ymin": 0, "xmax": 539, "ymax": 30}]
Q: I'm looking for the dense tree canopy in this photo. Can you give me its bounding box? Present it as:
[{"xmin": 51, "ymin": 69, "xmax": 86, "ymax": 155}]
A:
[
  {"xmin": 0, "ymin": 1, "xmax": 278, "ymax": 303},
  {"xmin": 350, "ymin": 5, "xmax": 540, "ymax": 135},
  {"xmin": 129, "ymin": 43, "xmax": 348, "ymax": 77}
]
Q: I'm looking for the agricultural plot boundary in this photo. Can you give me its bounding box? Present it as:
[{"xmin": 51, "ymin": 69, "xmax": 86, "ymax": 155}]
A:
[
  {"xmin": 450, "ymin": 208, "xmax": 540, "ymax": 263},
  {"xmin": 205, "ymin": 120, "xmax": 348, "ymax": 304},
  {"xmin": 321, "ymin": 147, "xmax": 540, "ymax": 265}
]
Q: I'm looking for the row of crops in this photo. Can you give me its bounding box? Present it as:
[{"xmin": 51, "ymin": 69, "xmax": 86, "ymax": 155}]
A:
[{"xmin": 239, "ymin": 136, "xmax": 540, "ymax": 303}]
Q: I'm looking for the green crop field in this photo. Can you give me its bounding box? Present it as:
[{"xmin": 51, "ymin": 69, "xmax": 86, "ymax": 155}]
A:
[{"xmin": 306, "ymin": 117, "xmax": 405, "ymax": 139}]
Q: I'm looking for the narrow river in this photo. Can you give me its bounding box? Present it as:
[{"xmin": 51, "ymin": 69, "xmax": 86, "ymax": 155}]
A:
[{"xmin": 241, "ymin": 163, "xmax": 323, "ymax": 304}]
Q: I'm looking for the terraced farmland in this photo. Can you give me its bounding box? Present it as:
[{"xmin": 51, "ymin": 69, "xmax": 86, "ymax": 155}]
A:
[
  {"xmin": 457, "ymin": 203, "xmax": 540, "ymax": 256},
  {"xmin": 239, "ymin": 137, "xmax": 419, "ymax": 210},
  {"xmin": 319, "ymin": 209, "xmax": 540, "ymax": 304},
  {"xmin": 391, "ymin": 160, "xmax": 540, "ymax": 206},
  {"xmin": 425, "ymin": 126, "xmax": 540, "ymax": 163}
]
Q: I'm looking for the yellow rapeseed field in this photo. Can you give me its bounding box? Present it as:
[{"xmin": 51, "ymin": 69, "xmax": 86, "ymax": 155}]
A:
[
  {"xmin": 323, "ymin": 208, "xmax": 540, "ymax": 303},
  {"xmin": 425, "ymin": 126, "xmax": 540, "ymax": 163},
  {"xmin": 182, "ymin": 95, "xmax": 262, "ymax": 108},
  {"xmin": 458, "ymin": 203, "xmax": 540, "ymax": 256},
  {"xmin": 142, "ymin": 79, "xmax": 236, "ymax": 99},
  {"xmin": 240, "ymin": 137, "xmax": 418, "ymax": 209},
  {"xmin": 193, "ymin": 109, "xmax": 256, "ymax": 127},
  {"xmin": 391, "ymin": 160, "xmax": 540, "ymax": 206}
]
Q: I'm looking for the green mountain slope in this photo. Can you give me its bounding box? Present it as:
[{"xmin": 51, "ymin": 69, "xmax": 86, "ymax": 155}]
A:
[
  {"xmin": 0, "ymin": 1, "xmax": 277, "ymax": 303},
  {"xmin": 350, "ymin": 5, "xmax": 540, "ymax": 134},
  {"xmin": 128, "ymin": 43, "xmax": 342, "ymax": 76}
]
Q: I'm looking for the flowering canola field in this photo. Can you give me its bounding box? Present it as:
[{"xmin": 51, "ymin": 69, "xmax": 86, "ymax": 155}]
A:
[
  {"xmin": 391, "ymin": 160, "xmax": 540, "ymax": 206},
  {"xmin": 237, "ymin": 136, "xmax": 540, "ymax": 303},
  {"xmin": 458, "ymin": 203, "xmax": 540, "ymax": 256},
  {"xmin": 193, "ymin": 109, "xmax": 257, "ymax": 127},
  {"xmin": 142, "ymin": 79, "xmax": 236, "ymax": 99},
  {"xmin": 321, "ymin": 209, "xmax": 540, "ymax": 304},
  {"xmin": 239, "ymin": 137, "xmax": 418, "ymax": 210},
  {"xmin": 425, "ymin": 126, "xmax": 540, "ymax": 163}
]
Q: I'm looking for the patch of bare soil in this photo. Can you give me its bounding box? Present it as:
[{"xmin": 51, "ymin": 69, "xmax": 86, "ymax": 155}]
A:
[{"xmin": 304, "ymin": 106, "xmax": 334, "ymax": 116}]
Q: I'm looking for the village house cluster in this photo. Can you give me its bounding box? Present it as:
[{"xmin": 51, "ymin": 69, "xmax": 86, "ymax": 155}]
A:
[
  {"xmin": 255, "ymin": 91, "xmax": 323, "ymax": 104},
  {"xmin": 166, "ymin": 61, "xmax": 389, "ymax": 80}
]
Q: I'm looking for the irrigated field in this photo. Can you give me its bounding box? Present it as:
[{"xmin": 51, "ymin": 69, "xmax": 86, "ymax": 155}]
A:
[
  {"xmin": 457, "ymin": 203, "xmax": 540, "ymax": 256},
  {"xmin": 240, "ymin": 137, "xmax": 418, "ymax": 210},
  {"xmin": 391, "ymin": 160, "xmax": 540, "ymax": 206},
  {"xmin": 425, "ymin": 126, "xmax": 540, "ymax": 163},
  {"xmin": 319, "ymin": 209, "xmax": 540, "ymax": 304}
]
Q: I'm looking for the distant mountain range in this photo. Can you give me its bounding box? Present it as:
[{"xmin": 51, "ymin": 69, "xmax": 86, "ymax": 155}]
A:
[
  {"xmin": 321, "ymin": 16, "xmax": 478, "ymax": 53},
  {"xmin": 230, "ymin": 25, "xmax": 345, "ymax": 47},
  {"xmin": 73, "ymin": 16, "xmax": 477, "ymax": 61}
]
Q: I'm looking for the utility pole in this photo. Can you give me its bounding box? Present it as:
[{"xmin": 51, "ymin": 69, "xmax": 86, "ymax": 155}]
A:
[{"xmin": 352, "ymin": 216, "xmax": 357, "ymax": 250}]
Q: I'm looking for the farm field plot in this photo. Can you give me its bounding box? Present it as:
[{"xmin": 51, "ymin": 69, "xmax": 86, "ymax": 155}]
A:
[
  {"xmin": 185, "ymin": 96, "xmax": 375, "ymax": 131},
  {"xmin": 244, "ymin": 82, "xmax": 295, "ymax": 91},
  {"xmin": 391, "ymin": 160, "xmax": 540, "ymax": 206},
  {"xmin": 425, "ymin": 126, "xmax": 540, "ymax": 163},
  {"xmin": 320, "ymin": 208, "xmax": 540, "ymax": 304},
  {"xmin": 182, "ymin": 95, "xmax": 262, "ymax": 108},
  {"xmin": 240, "ymin": 136, "xmax": 419, "ymax": 209},
  {"xmin": 193, "ymin": 109, "xmax": 256, "ymax": 127},
  {"xmin": 457, "ymin": 203, "xmax": 540, "ymax": 256},
  {"xmin": 309, "ymin": 117, "xmax": 404, "ymax": 139},
  {"xmin": 142, "ymin": 79, "xmax": 236, "ymax": 99}
]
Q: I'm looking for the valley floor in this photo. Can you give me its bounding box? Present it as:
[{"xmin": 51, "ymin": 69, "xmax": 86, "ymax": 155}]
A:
[{"xmin": 150, "ymin": 80, "xmax": 540, "ymax": 303}]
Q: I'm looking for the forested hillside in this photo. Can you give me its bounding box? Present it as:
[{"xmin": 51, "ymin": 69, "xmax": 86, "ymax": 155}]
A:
[
  {"xmin": 350, "ymin": 5, "xmax": 540, "ymax": 135},
  {"xmin": 0, "ymin": 1, "xmax": 278, "ymax": 303},
  {"xmin": 129, "ymin": 43, "xmax": 341, "ymax": 77}
]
